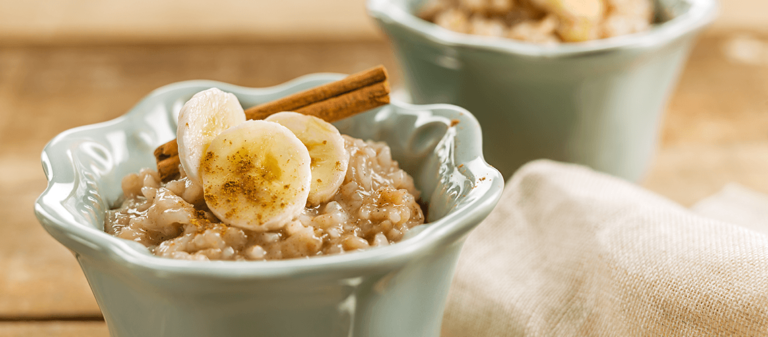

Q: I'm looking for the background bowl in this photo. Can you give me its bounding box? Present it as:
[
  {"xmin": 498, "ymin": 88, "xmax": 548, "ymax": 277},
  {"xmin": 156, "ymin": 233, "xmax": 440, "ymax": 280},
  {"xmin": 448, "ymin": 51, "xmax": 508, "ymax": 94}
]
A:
[
  {"xmin": 34, "ymin": 74, "xmax": 504, "ymax": 337},
  {"xmin": 368, "ymin": 0, "xmax": 719, "ymax": 181}
]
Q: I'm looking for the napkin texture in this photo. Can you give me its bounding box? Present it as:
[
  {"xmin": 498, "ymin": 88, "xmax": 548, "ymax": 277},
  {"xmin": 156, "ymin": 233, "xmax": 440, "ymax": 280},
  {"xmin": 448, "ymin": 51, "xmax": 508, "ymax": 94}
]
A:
[{"xmin": 442, "ymin": 160, "xmax": 768, "ymax": 336}]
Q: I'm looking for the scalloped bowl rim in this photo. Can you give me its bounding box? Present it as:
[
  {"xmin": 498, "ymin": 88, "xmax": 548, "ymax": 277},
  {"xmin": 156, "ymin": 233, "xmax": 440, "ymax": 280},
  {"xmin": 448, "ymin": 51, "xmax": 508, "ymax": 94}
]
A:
[
  {"xmin": 34, "ymin": 74, "xmax": 504, "ymax": 279},
  {"xmin": 367, "ymin": 0, "xmax": 719, "ymax": 57}
]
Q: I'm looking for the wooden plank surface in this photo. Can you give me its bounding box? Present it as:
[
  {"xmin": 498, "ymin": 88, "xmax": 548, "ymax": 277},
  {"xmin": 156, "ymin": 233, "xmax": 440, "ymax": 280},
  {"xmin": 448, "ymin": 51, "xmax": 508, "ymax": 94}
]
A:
[
  {"xmin": 0, "ymin": 0, "xmax": 766, "ymax": 46},
  {"xmin": 0, "ymin": 42, "xmax": 398, "ymax": 320},
  {"xmin": 0, "ymin": 322, "xmax": 106, "ymax": 337},
  {"xmin": 0, "ymin": 0, "xmax": 381, "ymax": 45},
  {"xmin": 642, "ymin": 32, "xmax": 768, "ymax": 205},
  {"xmin": 1, "ymin": 33, "xmax": 767, "ymax": 334}
]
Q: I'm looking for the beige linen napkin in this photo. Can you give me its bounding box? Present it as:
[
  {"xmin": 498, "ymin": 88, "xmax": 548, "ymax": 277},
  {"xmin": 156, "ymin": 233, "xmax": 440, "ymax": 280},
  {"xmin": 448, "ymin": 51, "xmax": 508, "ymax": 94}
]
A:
[{"xmin": 442, "ymin": 160, "xmax": 768, "ymax": 336}]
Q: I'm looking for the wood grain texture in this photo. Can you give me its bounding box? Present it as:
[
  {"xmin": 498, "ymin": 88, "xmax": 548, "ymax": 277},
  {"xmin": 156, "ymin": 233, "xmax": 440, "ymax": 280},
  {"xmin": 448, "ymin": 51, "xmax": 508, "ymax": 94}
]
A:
[
  {"xmin": 0, "ymin": 0, "xmax": 382, "ymax": 46},
  {"xmin": 0, "ymin": 0, "xmax": 765, "ymax": 47},
  {"xmin": 0, "ymin": 33, "xmax": 767, "ymax": 330},
  {"xmin": 643, "ymin": 143, "xmax": 768, "ymax": 206},
  {"xmin": 0, "ymin": 42, "xmax": 398, "ymax": 319},
  {"xmin": 712, "ymin": 0, "xmax": 768, "ymax": 34},
  {"xmin": 0, "ymin": 322, "xmax": 107, "ymax": 337},
  {"xmin": 642, "ymin": 32, "xmax": 768, "ymax": 205}
]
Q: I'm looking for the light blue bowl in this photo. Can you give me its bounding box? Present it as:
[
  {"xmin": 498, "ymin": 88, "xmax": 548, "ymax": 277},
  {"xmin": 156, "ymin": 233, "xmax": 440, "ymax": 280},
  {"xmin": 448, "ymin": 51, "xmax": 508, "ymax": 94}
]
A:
[
  {"xmin": 34, "ymin": 74, "xmax": 504, "ymax": 337},
  {"xmin": 368, "ymin": 0, "xmax": 718, "ymax": 181}
]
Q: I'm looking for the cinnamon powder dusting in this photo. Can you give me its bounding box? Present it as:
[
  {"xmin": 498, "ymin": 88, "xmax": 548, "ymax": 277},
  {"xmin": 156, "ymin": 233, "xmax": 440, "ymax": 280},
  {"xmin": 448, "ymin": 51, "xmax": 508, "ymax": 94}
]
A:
[
  {"xmin": 200, "ymin": 137, "xmax": 298, "ymax": 227},
  {"xmin": 106, "ymin": 135, "xmax": 425, "ymax": 261}
]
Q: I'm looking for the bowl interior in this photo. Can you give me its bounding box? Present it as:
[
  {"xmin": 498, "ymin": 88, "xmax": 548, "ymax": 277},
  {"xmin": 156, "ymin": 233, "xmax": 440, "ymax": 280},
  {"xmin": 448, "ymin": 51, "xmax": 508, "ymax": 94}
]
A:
[
  {"xmin": 391, "ymin": 0, "xmax": 697, "ymax": 25},
  {"xmin": 36, "ymin": 74, "xmax": 502, "ymax": 269},
  {"xmin": 369, "ymin": 0, "xmax": 717, "ymax": 57}
]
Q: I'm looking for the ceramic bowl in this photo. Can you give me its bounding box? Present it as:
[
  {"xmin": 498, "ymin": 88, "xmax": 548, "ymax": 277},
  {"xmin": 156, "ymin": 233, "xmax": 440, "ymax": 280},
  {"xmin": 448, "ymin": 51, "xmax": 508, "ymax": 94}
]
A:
[
  {"xmin": 368, "ymin": 0, "xmax": 718, "ymax": 181},
  {"xmin": 34, "ymin": 74, "xmax": 504, "ymax": 337}
]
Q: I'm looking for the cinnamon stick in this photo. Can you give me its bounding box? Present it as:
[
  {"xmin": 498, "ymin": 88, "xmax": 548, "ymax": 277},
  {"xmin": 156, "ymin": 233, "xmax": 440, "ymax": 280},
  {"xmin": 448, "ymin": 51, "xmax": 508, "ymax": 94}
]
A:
[
  {"xmin": 247, "ymin": 80, "xmax": 389, "ymax": 122},
  {"xmin": 245, "ymin": 65, "xmax": 388, "ymax": 119},
  {"xmin": 154, "ymin": 65, "xmax": 390, "ymax": 182},
  {"xmin": 154, "ymin": 140, "xmax": 180, "ymax": 180}
]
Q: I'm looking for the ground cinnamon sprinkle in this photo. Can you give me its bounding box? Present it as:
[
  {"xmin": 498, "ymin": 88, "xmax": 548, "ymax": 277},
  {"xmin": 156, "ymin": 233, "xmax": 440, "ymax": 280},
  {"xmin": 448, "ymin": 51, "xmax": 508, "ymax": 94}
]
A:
[
  {"xmin": 202, "ymin": 142, "xmax": 292, "ymax": 222},
  {"xmin": 153, "ymin": 65, "xmax": 391, "ymax": 182},
  {"xmin": 106, "ymin": 65, "xmax": 430, "ymax": 261},
  {"xmin": 106, "ymin": 136, "xmax": 425, "ymax": 261}
]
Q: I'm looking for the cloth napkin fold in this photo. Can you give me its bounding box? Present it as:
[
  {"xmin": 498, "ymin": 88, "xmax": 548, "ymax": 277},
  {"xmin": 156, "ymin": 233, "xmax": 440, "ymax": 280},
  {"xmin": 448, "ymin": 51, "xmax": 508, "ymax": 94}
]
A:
[{"xmin": 442, "ymin": 160, "xmax": 768, "ymax": 336}]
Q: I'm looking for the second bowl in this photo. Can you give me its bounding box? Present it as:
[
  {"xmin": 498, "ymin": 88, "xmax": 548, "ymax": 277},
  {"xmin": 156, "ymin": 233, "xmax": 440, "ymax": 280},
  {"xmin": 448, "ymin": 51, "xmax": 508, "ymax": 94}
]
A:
[{"xmin": 369, "ymin": 0, "xmax": 718, "ymax": 181}]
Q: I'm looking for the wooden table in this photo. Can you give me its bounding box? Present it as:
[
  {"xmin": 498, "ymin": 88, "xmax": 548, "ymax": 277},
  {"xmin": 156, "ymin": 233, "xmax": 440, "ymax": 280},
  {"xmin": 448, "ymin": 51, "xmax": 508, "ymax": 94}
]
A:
[{"xmin": 1, "ymin": 32, "xmax": 768, "ymax": 335}]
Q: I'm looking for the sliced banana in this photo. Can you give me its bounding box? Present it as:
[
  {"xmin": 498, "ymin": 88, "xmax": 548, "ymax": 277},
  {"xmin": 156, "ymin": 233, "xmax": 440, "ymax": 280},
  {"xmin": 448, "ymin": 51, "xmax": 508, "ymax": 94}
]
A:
[
  {"xmin": 531, "ymin": 0, "xmax": 603, "ymax": 42},
  {"xmin": 177, "ymin": 88, "xmax": 246, "ymax": 185},
  {"xmin": 266, "ymin": 112, "xmax": 350, "ymax": 205},
  {"xmin": 532, "ymin": 0, "xmax": 603, "ymax": 20},
  {"xmin": 200, "ymin": 120, "xmax": 311, "ymax": 231}
]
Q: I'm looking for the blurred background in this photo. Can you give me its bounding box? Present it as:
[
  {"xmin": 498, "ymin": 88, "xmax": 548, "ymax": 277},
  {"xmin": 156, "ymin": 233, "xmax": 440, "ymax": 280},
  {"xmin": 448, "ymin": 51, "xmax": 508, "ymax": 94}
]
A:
[{"xmin": 1, "ymin": 0, "xmax": 767, "ymax": 336}]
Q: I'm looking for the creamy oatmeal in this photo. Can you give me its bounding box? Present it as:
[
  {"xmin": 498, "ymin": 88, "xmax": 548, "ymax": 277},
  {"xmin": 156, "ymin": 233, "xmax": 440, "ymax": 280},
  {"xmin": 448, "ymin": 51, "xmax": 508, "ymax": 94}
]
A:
[
  {"xmin": 105, "ymin": 135, "xmax": 425, "ymax": 261},
  {"xmin": 419, "ymin": 0, "xmax": 654, "ymax": 43}
]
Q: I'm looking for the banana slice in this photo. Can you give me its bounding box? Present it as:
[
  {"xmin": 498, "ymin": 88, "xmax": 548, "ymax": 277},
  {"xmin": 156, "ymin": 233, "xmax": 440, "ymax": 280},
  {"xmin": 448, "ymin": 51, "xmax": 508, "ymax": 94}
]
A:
[
  {"xmin": 266, "ymin": 112, "xmax": 349, "ymax": 205},
  {"xmin": 200, "ymin": 120, "xmax": 311, "ymax": 231},
  {"xmin": 535, "ymin": 0, "xmax": 604, "ymax": 42},
  {"xmin": 177, "ymin": 88, "xmax": 246, "ymax": 185}
]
